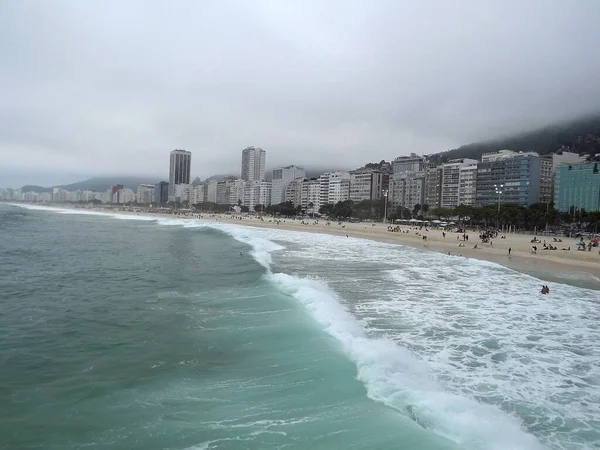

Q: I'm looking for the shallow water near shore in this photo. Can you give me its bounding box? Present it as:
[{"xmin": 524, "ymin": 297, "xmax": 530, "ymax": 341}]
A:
[{"xmin": 2, "ymin": 204, "xmax": 600, "ymax": 450}]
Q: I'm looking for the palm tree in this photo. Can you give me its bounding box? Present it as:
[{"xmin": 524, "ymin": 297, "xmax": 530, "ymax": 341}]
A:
[{"xmin": 308, "ymin": 202, "xmax": 314, "ymax": 218}]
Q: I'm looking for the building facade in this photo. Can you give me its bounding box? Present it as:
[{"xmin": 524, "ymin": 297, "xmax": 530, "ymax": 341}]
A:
[
  {"xmin": 301, "ymin": 179, "xmax": 321, "ymax": 213},
  {"xmin": 440, "ymin": 159, "xmax": 478, "ymax": 208},
  {"xmin": 169, "ymin": 149, "xmax": 192, "ymax": 200},
  {"xmin": 136, "ymin": 184, "xmax": 155, "ymax": 204},
  {"xmin": 424, "ymin": 165, "xmax": 442, "ymax": 209},
  {"xmin": 349, "ymin": 171, "xmax": 390, "ymax": 203},
  {"xmin": 271, "ymin": 165, "xmax": 305, "ymax": 205},
  {"xmin": 319, "ymin": 171, "xmax": 350, "ymax": 205},
  {"xmin": 475, "ymin": 152, "xmax": 541, "ymax": 206},
  {"xmin": 154, "ymin": 181, "xmax": 169, "ymax": 205},
  {"xmin": 458, "ymin": 164, "xmax": 478, "ymax": 206},
  {"xmin": 554, "ymin": 162, "xmax": 600, "ymax": 213},
  {"xmin": 241, "ymin": 146, "xmax": 266, "ymax": 181}
]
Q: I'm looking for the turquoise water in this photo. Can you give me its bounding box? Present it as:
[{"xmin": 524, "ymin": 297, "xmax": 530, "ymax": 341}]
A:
[{"xmin": 2, "ymin": 204, "xmax": 600, "ymax": 449}]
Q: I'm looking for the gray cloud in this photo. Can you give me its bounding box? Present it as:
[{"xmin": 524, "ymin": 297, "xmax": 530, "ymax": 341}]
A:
[{"xmin": 1, "ymin": 0, "xmax": 600, "ymax": 186}]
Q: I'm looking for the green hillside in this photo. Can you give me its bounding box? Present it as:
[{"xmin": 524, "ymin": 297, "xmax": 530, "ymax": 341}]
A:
[{"xmin": 428, "ymin": 113, "xmax": 600, "ymax": 164}]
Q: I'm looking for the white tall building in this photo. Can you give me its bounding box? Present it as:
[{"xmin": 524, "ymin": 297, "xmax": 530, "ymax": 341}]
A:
[
  {"xmin": 174, "ymin": 184, "xmax": 192, "ymax": 203},
  {"xmin": 114, "ymin": 188, "xmax": 136, "ymax": 204},
  {"xmin": 319, "ymin": 171, "xmax": 350, "ymax": 205},
  {"xmin": 229, "ymin": 179, "xmax": 245, "ymax": 206},
  {"xmin": 440, "ymin": 159, "xmax": 478, "ymax": 208},
  {"xmin": 271, "ymin": 165, "xmax": 305, "ymax": 205},
  {"xmin": 191, "ymin": 185, "xmax": 205, "ymax": 204},
  {"xmin": 458, "ymin": 164, "xmax": 478, "ymax": 206},
  {"xmin": 169, "ymin": 149, "xmax": 192, "ymax": 201},
  {"xmin": 136, "ymin": 184, "xmax": 155, "ymax": 204},
  {"xmin": 205, "ymin": 180, "xmax": 218, "ymax": 203},
  {"xmin": 285, "ymin": 179, "xmax": 303, "ymax": 207},
  {"xmin": 241, "ymin": 146, "xmax": 266, "ymax": 181},
  {"xmin": 301, "ymin": 179, "xmax": 321, "ymax": 213}
]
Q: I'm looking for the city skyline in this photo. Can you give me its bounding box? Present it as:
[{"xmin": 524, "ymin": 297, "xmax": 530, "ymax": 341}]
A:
[
  {"xmin": 2, "ymin": 1, "xmax": 600, "ymax": 186},
  {"xmin": 4, "ymin": 145, "xmax": 597, "ymax": 215}
]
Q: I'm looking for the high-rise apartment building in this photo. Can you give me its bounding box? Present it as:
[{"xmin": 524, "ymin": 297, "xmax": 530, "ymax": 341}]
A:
[
  {"xmin": 271, "ymin": 165, "xmax": 305, "ymax": 205},
  {"xmin": 168, "ymin": 149, "xmax": 192, "ymax": 200},
  {"xmin": 241, "ymin": 146, "xmax": 266, "ymax": 181},
  {"xmin": 440, "ymin": 159, "xmax": 478, "ymax": 208},
  {"xmin": 349, "ymin": 171, "xmax": 390, "ymax": 203},
  {"xmin": 475, "ymin": 151, "xmax": 541, "ymax": 206},
  {"xmin": 424, "ymin": 165, "xmax": 442, "ymax": 209},
  {"xmin": 319, "ymin": 172, "xmax": 350, "ymax": 205}
]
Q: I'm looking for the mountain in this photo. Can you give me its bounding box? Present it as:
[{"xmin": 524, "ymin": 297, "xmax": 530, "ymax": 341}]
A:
[
  {"xmin": 55, "ymin": 176, "xmax": 160, "ymax": 192},
  {"xmin": 428, "ymin": 113, "xmax": 600, "ymax": 164}
]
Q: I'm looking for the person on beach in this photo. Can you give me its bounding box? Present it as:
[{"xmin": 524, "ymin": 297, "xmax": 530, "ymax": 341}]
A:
[{"xmin": 508, "ymin": 247, "xmax": 511, "ymax": 255}]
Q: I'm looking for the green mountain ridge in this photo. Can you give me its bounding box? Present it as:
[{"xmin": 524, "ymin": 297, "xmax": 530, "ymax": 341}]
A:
[{"xmin": 428, "ymin": 113, "xmax": 600, "ymax": 163}]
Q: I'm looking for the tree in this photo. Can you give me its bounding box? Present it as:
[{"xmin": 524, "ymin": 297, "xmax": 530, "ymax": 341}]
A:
[
  {"xmin": 240, "ymin": 205, "xmax": 250, "ymax": 213},
  {"xmin": 333, "ymin": 200, "xmax": 353, "ymax": 219},
  {"xmin": 319, "ymin": 203, "xmax": 335, "ymax": 216},
  {"xmin": 421, "ymin": 204, "xmax": 429, "ymax": 218},
  {"xmin": 308, "ymin": 202, "xmax": 315, "ymax": 218},
  {"xmin": 412, "ymin": 204, "xmax": 421, "ymax": 218}
]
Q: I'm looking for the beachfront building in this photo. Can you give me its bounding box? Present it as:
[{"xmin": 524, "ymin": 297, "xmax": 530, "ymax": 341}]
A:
[
  {"xmin": 301, "ymin": 179, "xmax": 321, "ymax": 213},
  {"xmin": 475, "ymin": 150, "xmax": 541, "ymax": 206},
  {"xmin": 155, "ymin": 181, "xmax": 169, "ymax": 205},
  {"xmin": 191, "ymin": 185, "xmax": 205, "ymax": 204},
  {"xmin": 389, "ymin": 153, "xmax": 427, "ymax": 214},
  {"xmin": 113, "ymin": 188, "xmax": 136, "ymax": 204},
  {"xmin": 271, "ymin": 165, "xmax": 305, "ymax": 205},
  {"xmin": 173, "ymin": 184, "xmax": 192, "ymax": 204},
  {"xmin": 390, "ymin": 172, "xmax": 426, "ymax": 213},
  {"xmin": 440, "ymin": 159, "xmax": 478, "ymax": 208},
  {"xmin": 349, "ymin": 171, "xmax": 389, "ymax": 202},
  {"xmin": 241, "ymin": 146, "xmax": 266, "ymax": 181},
  {"xmin": 424, "ymin": 165, "xmax": 442, "ymax": 209},
  {"xmin": 458, "ymin": 164, "xmax": 478, "ymax": 206},
  {"xmin": 240, "ymin": 180, "xmax": 271, "ymax": 211},
  {"xmin": 285, "ymin": 179, "xmax": 303, "ymax": 207},
  {"xmin": 205, "ymin": 180, "xmax": 218, "ymax": 203},
  {"xmin": 319, "ymin": 171, "xmax": 350, "ymax": 205},
  {"xmin": 168, "ymin": 149, "xmax": 192, "ymax": 201},
  {"xmin": 228, "ymin": 179, "xmax": 244, "ymax": 206},
  {"xmin": 554, "ymin": 162, "xmax": 600, "ymax": 213},
  {"xmin": 136, "ymin": 184, "xmax": 155, "ymax": 204}
]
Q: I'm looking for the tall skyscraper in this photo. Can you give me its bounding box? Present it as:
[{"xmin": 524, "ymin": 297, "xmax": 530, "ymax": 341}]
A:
[
  {"xmin": 241, "ymin": 146, "xmax": 266, "ymax": 181},
  {"xmin": 168, "ymin": 149, "xmax": 192, "ymax": 199}
]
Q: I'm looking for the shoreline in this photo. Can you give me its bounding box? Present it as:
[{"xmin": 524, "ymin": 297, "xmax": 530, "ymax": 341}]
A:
[{"xmin": 8, "ymin": 202, "xmax": 600, "ymax": 290}]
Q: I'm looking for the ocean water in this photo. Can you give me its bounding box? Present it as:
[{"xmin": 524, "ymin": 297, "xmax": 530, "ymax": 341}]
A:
[{"xmin": 1, "ymin": 204, "xmax": 600, "ymax": 450}]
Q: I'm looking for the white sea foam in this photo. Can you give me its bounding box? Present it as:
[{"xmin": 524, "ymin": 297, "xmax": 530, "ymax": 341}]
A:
[{"xmin": 269, "ymin": 272, "xmax": 544, "ymax": 450}]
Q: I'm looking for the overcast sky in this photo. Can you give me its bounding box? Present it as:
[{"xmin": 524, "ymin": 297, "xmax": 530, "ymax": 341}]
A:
[{"xmin": 2, "ymin": 0, "xmax": 600, "ymax": 187}]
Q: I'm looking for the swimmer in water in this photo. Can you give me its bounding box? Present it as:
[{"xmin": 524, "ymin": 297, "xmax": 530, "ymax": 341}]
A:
[{"xmin": 540, "ymin": 285, "xmax": 549, "ymax": 295}]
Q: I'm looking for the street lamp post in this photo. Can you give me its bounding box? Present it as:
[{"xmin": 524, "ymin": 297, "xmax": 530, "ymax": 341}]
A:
[
  {"xmin": 383, "ymin": 190, "xmax": 389, "ymax": 223},
  {"xmin": 494, "ymin": 184, "xmax": 503, "ymax": 231}
]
